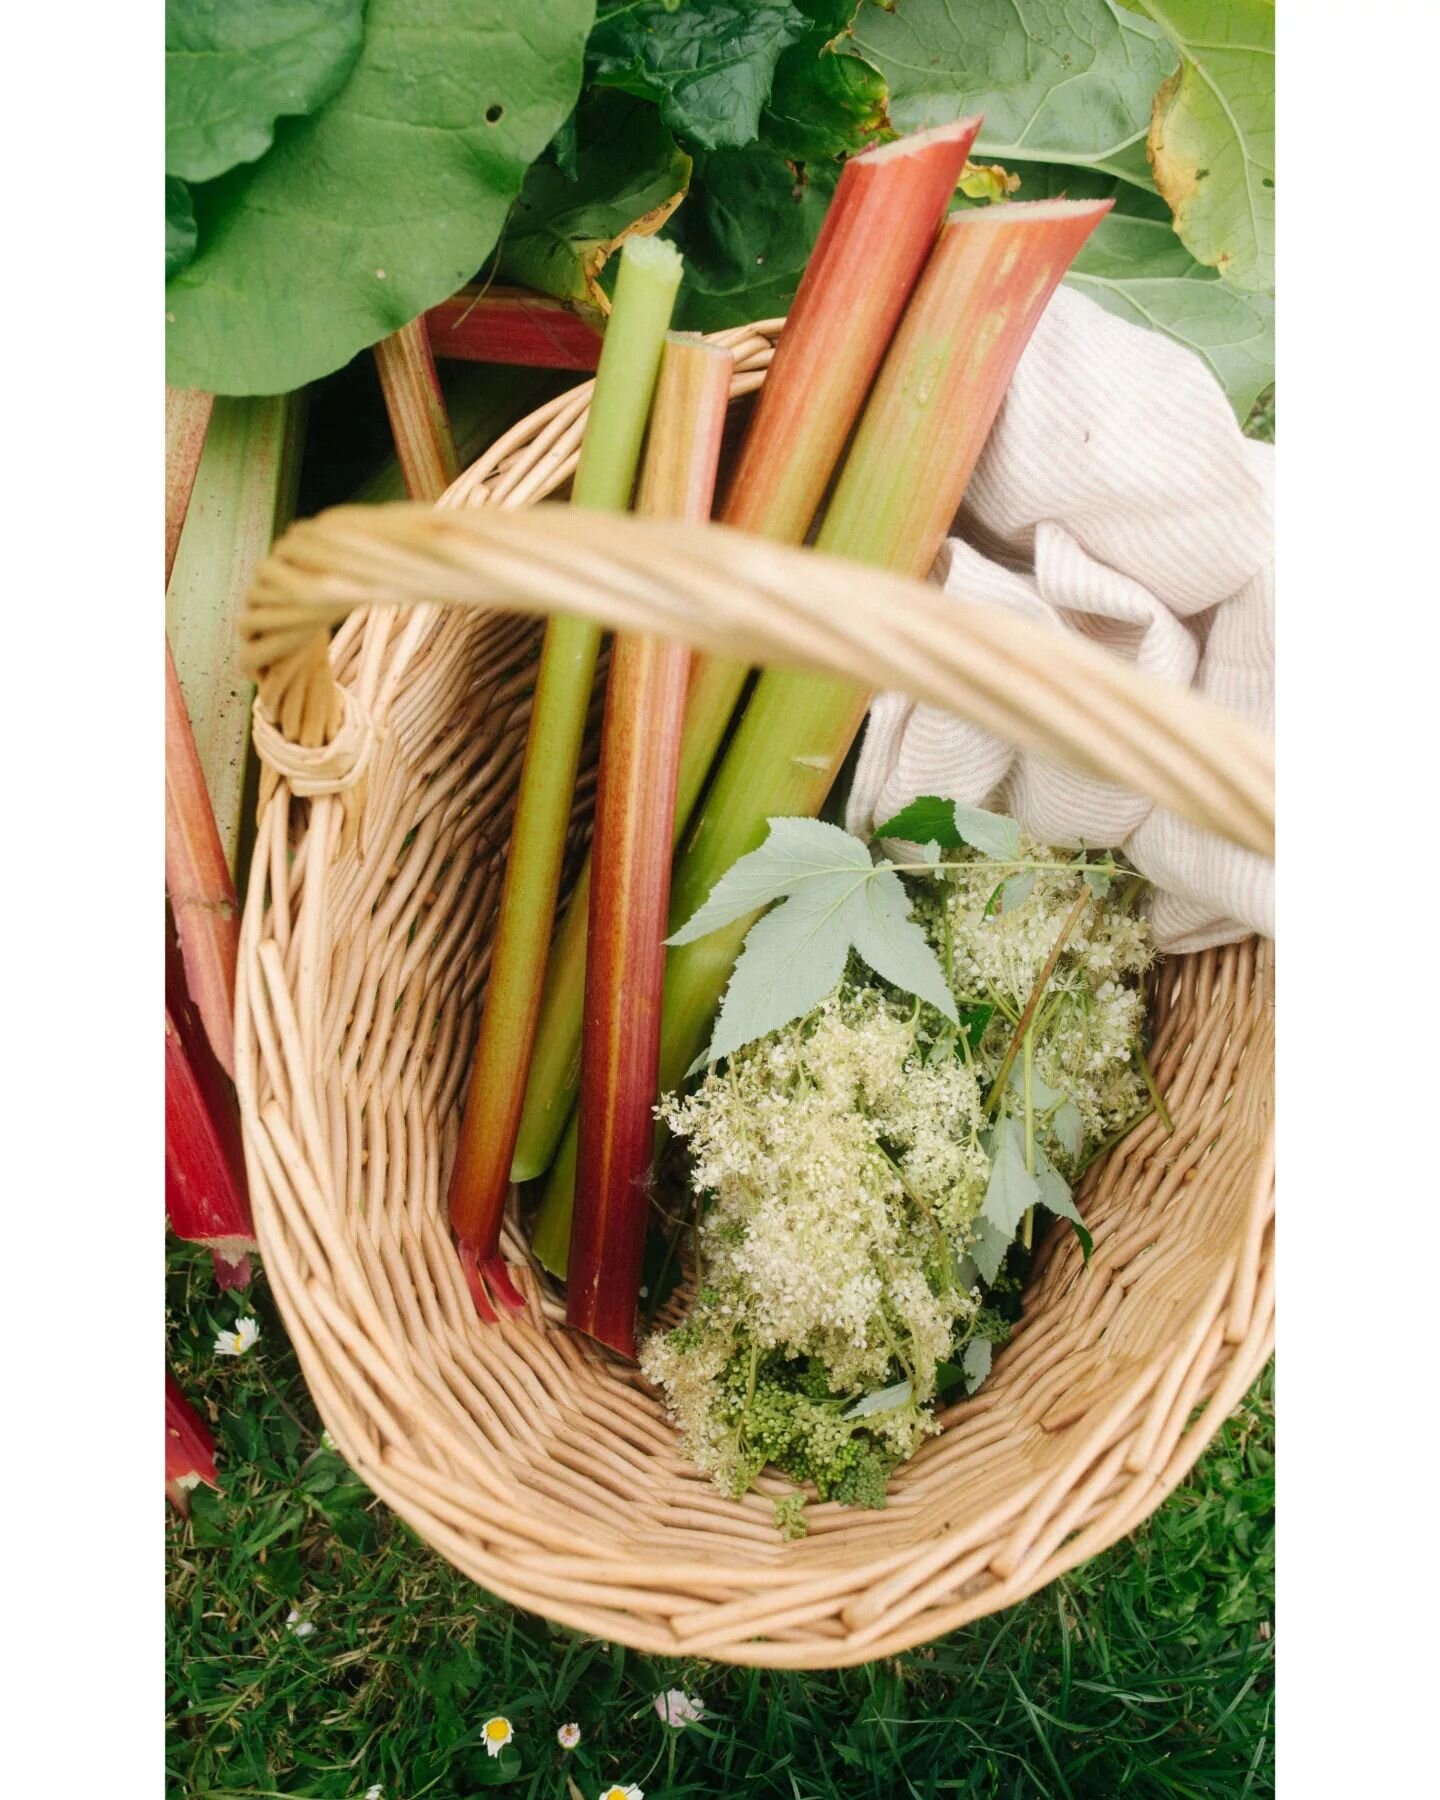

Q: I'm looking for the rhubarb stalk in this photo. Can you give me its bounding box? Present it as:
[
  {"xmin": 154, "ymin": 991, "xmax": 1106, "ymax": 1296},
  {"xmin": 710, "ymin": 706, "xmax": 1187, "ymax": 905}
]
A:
[
  {"xmin": 166, "ymin": 391, "xmax": 306, "ymax": 874},
  {"xmin": 537, "ymin": 199, "xmax": 1112, "ymax": 1250},
  {"xmin": 166, "ymin": 926, "xmax": 256, "ymax": 1288},
  {"xmin": 372, "ymin": 317, "xmax": 460, "ymax": 501},
  {"xmin": 166, "ymin": 1367, "xmax": 219, "ymax": 1516},
  {"xmin": 165, "ymin": 386, "xmax": 214, "ymax": 584},
  {"xmin": 446, "ymin": 236, "xmax": 684, "ymax": 1320},
  {"xmin": 514, "ymin": 119, "xmax": 981, "ymax": 1190},
  {"xmin": 564, "ymin": 335, "xmax": 733, "ymax": 1357}
]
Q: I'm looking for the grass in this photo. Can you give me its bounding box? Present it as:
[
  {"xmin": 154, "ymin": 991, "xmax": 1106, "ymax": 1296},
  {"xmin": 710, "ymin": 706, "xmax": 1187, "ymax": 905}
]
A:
[{"xmin": 166, "ymin": 1244, "xmax": 1274, "ymax": 1800}]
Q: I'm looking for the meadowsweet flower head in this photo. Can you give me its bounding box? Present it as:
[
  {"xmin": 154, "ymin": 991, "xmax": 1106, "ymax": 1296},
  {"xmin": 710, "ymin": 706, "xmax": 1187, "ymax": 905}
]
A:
[
  {"xmin": 284, "ymin": 1609, "xmax": 314, "ymax": 1638},
  {"xmin": 557, "ymin": 1721, "xmax": 581, "ymax": 1749},
  {"xmin": 215, "ymin": 1316, "xmax": 260, "ymax": 1358},
  {"xmin": 654, "ymin": 1689, "xmax": 706, "ymax": 1729},
  {"xmin": 482, "ymin": 1716, "xmax": 514, "ymax": 1757}
]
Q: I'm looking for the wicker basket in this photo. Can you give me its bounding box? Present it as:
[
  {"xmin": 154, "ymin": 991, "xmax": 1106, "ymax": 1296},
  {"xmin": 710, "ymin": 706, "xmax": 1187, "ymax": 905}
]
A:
[{"xmin": 236, "ymin": 320, "xmax": 1274, "ymax": 1669}]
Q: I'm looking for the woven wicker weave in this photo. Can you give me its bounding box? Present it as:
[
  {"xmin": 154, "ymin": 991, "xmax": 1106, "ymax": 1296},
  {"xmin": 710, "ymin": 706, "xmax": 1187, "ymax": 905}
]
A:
[{"xmin": 235, "ymin": 320, "xmax": 1274, "ymax": 1668}]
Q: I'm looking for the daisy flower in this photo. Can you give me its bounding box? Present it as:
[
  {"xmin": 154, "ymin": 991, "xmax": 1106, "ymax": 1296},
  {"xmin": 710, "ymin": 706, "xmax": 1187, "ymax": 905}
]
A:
[
  {"xmin": 215, "ymin": 1317, "xmax": 260, "ymax": 1358},
  {"xmin": 284, "ymin": 1609, "xmax": 314, "ymax": 1638},
  {"xmin": 557, "ymin": 1722, "xmax": 581, "ymax": 1750},
  {"xmin": 482, "ymin": 1716, "xmax": 514, "ymax": 1758},
  {"xmin": 364, "ymin": 1788, "xmax": 382, "ymax": 1799},
  {"xmin": 598, "ymin": 1786, "xmax": 643, "ymax": 1800},
  {"xmin": 654, "ymin": 1689, "xmax": 706, "ymax": 1728}
]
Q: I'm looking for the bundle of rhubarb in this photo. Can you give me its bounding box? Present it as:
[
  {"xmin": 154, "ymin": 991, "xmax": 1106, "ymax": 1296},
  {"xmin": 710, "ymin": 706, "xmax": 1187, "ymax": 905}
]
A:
[{"xmin": 434, "ymin": 119, "xmax": 1161, "ymax": 1515}]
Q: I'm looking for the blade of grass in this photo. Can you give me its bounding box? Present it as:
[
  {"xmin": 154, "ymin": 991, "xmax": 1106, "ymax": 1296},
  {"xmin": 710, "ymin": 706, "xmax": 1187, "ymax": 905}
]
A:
[
  {"xmin": 515, "ymin": 119, "xmax": 981, "ymax": 1191},
  {"xmin": 567, "ymin": 335, "xmax": 733, "ymax": 1357},
  {"xmin": 446, "ymin": 237, "xmax": 684, "ymax": 1320}
]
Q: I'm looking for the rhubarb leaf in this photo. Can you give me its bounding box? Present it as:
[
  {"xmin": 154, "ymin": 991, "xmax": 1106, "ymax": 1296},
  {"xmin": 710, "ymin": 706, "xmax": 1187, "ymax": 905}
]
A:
[
  {"xmin": 165, "ymin": 0, "xmax": 365, "ymax": 183},
  {"xmin": 1121, "ymin": 0, "xmax": 1275, "ymax": 292},
  {"xmin": 588, "ymin": 0, "xmax": 809, "ymax": 152},
  {"xmin": 165, "ymin": 0, "xmax": 594, "ymax": 396},
  {"xmin": 848, "ymin": 0, "xmax": 1176, "ymax": 185},
  {"xmin": 669, "ymin": 144, "xmax": 838, "ymax": 324},
  {"xmin": 166, "ymin": 178, "xmax": 197, "ymax": 278},
  {"xmin": 762, "ymin": 9, "xmax": 891, "ymax": 163},
  {"xmin": 496, "ymin": 94, "xmax": 692, "ymax": 312},
  {"xmin": 678, "ymin": 817, "xmax": 957, "ymax": 1066}
]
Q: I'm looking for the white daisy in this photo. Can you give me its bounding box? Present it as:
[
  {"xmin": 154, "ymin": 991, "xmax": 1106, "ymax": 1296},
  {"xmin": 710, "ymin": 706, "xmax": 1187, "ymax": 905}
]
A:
[
  {"xmin": 598, "ymin": 1786, "xmax": 643, "ymax": 1800},
  {"xmin": 482, "ymin": 1716, "xmax": 514, "ymax": 1758},
  {"xmin": 557, "ymin": 1722, "xmax": 581, "ymax": 1750},
  {"xmin": 364, "ymin": 1788, "xmax": 382, "ymax": 1799},
  {"xmin": 285, "ymin": 1609, "xmax": 315, "ymax": 1638},
  {"xmin": 215, "ymin": 1317, "xmax": 261, "ymax": 1358},
  {"xmin": 654, "ymin": 1689, "xmax": 705, "ymax": 1729}
]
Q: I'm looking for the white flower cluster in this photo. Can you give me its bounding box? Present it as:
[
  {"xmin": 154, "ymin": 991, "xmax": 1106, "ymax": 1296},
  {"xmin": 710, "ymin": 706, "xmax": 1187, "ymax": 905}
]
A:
[{"xmin": 644, "ymin": 839, "xmax": 1153, "ymax": 1508}]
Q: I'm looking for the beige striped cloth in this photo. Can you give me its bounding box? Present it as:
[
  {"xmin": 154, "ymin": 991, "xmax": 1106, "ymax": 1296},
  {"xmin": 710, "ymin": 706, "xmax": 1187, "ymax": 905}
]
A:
[{"xmin": 846, "ymin": 285, "xmax": 1274, "ymax": 954}]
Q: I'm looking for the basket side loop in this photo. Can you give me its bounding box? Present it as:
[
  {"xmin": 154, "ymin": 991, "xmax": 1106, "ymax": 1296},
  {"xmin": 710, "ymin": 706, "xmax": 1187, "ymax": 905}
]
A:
[{"xmin": 251, "ymin": 685, "xmax": 378, "ymax": 798}]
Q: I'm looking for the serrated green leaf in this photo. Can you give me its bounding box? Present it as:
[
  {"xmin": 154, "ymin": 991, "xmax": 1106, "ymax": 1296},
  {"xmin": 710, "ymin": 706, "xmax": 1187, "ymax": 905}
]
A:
[
  {"xmin": 962, "ymin": 1336, "xmax": 992, "ymax": 1395},
  {"xmin": 496, "ymin": 93, "xmax": 691, "ymax": 311},
  {"xmin": 1035, "ymin": 1145, "xmax": 1093, "ymax": 1259},
  {"xmin": 849, "ymin": 0, "xmax": 1176, "ymax": 182},
  {"xmin": 1053, "ymin": 1100, "xmax": 1085, "ymax": 1160},
  {"xmin": 875, "ymin": 795, "xmax": 965, "ymax": 848},
  {"xmin": 1123, "ymin": 0, "xmax": 1275, "ymax": 292},
  {"xmin": 166, "ymin": 177, "xmax": 197, "ymax": 278},
  {"xmin": 165, "ymin": 0, "xmax": 365, "ymax": 183},
  {"xmin": 1083, "ymin": 864, "xmax": 1115, "ymax": 898},
  {"xmin": 843, "ymin": 1377, "xmax": 914, "ymax": 1419},
  {"xmin": 165, "ymin": 0, "xmax": 593, "ymax": 395},
  {"xmin": 967, "ymin": 1215, "xmax": 1012, "ymax": 1287},
  {"xmin": 589, "ymin": 0, "xmax": 809, "ymax": 152},
  {"xmin": 958, "ymin": 1003, "xmax": 995, "ymax": 1056},
  {"xmin": 685, "ymin": 816, "xmax": 956, "ymax": 1065},
  {"xmin": 999, "ymin": 871, "xmax": 1037, "ymax": 913},
  {"xmin": 981, "ymin": 1117, "xmax": 1039, "ymax": 1238},
  {"xmin": 669, "ymin": 816, "xmax": 870, "ymax": 945},
  {"xmin": 954, "ymin": 804, "xmax": 1022, "ymax": 861}
]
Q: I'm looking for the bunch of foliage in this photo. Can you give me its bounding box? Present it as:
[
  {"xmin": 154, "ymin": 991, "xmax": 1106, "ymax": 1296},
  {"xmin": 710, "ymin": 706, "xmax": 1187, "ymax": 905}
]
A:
[
  {"xmin": 166, "ymin": 0, "xmax": 1274, "ymax": 414},
  {"xmin": 641, "ymin": 802, "xmax": 1155, "ymax": 1521}
]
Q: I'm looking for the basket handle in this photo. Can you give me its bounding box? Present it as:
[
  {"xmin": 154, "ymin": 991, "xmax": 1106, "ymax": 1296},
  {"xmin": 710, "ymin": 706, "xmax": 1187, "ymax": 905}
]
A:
[{"xmin": 241, "ymin": 503, "xmax": 1273, "ymax": 858}]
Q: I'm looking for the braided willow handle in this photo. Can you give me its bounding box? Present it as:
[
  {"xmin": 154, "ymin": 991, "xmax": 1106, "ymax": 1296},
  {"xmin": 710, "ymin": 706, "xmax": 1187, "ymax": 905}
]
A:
[{"xmin": 241, "ymin": 503, "xmax": 1273, "ymax": 858}]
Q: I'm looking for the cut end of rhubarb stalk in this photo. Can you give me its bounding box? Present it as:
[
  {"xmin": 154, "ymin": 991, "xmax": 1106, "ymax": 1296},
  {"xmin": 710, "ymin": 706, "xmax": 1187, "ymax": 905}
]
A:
[
  {"xmin": 210, "ymin": 1248, "xmax": 254, "ymax": 1292},
  {"xmin": 458, "ymin": 1242, "xmax": 528, "ymax": 1324},
  {"xmin": 859, "ymin": 115, "xmax": 984, "ymax": 163},
  {"xmin": 166, "ymin": 1368, "xmax": 219, "ymax": 1517}
]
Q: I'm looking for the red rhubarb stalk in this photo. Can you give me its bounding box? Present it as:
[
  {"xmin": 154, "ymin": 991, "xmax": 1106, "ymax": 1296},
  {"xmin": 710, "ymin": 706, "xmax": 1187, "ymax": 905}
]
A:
[
  {"xmin": 446, "ymin": 237, "xmax": 684, "ymax": 1321},
  {"xmin": 515, "ymin": 118, "xmax": 982, "ymax": 1195},
  {"xmin": 372, "ymin": 317, "xmax": 460, "ymax": 501},
  {"xmin": 566, "ymin": 335, "xmax": 733, "ymax": 1358},
  {"xmin": 166, "ymin": 1367, "xmax": 219, "ymax": 1515},
  {"xmin": 427, "ymin": 285, "xmax": 605, "ymax": 371},
  {"xmin": 166, "ymin": 927, "xmax": 256, "ymax": 1288}
]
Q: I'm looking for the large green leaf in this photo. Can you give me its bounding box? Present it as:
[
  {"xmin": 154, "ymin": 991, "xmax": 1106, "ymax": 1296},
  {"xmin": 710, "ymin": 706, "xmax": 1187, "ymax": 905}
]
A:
[
  {"xmin": 496, "ymin": 94, "xmax": 692, "ymax": 311},
  {"xmin": 847, "ymin": 0, "xmax": 1176, "ymax": 183},
  {"xmin": 165, "ymin": 0, "xmax": 366, "ymax": 183},
  {"xmin": 165, "ymin": 0, "xmax": 594, "ymax": 396},
  {"xmin": 166, "ymin": 178, "xmax": 198, "ymax": 279},
  {"xmin": 762, "ymin": 3, "xmax": 890, "ymax": 162},
  {"xmin": 588, "ymin": 0, "xmax": 809, "ymax": 152},
  {"xmin": 1001, "ymin": 158, "xmax": 1272, "ymax": 417},
  {"xmin": 1122, "ymin": 0, "xmax": 1274, "ymax": 292},
  {"xmin": 668, "ymin": 142, "xmax": 838, "ymax": 325}
]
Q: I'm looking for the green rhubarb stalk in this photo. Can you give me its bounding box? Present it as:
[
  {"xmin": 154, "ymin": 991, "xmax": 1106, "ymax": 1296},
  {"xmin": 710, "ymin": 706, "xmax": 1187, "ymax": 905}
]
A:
[
  {"xmin": 372, "ymin": 317, "xmax": 460, "ymax": 501},
  {"xmin": 446, "ymin": 236, "xmax": 683, "ymax": 1320},
  {"xmin": 515, "ymin": 118, "xmax": 981, "ymax": 1190},
  {"xmin": 567, "ymin": 335, "xmax": 733, "ymax": 1355},
  {"xmin": 166, "ymin": 391, "xmax": 306, "ymax": 875},
  {"xmin": 536, "ymin": 199, "xmax": 1112, "ymax": 1249}
]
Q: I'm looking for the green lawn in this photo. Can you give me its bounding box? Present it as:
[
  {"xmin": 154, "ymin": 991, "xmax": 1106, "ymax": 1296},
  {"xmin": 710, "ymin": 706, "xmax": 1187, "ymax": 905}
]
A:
[{"xmin": 166, "ymin": 1244, "xmax": 1274, "ymax": 1800}]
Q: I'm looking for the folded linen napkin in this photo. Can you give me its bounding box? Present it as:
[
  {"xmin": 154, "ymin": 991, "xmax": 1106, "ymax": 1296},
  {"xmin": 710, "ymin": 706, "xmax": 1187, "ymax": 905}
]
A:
[{"xmin": 845, "ymin": 284, "xmax": 1274, "ymax": 954}]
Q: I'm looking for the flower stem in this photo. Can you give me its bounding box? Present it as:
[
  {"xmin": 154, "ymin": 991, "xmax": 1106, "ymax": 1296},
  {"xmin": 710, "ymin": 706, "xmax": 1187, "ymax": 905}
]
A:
[{"xmin": 986, "ymin": 889, "xmax": 1094, "ymax": 1117}]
